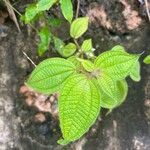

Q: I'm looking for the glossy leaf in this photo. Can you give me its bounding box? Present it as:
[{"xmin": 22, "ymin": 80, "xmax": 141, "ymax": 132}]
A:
[
  {"xmin": 81, "ymin": 39, "xmax": 92, "ymax": 52},
  {"xmin": 95, "ymin": 50, "xmax": 140, "ymax": 80},
  {"xmin": 100, "ymin": 80, "xmax": 128, "ymax": 109},
  {"xmin": 62, "ymin": 43, "xmax": 76, "ymax": 57},
  {"xmin": 143, "ymin": 55, "xmax": 150, "ymax": 64},
  {"xmin": 38, "ymin": 27, "xmax": 51, "ymax": 56},
  {"xmin": 58, "ymin": 74, "xmax": 100, "ymax": 144},
  {"xmin": 70, "ymin": 17, "xmax": 89, "ymax": 39},
  {"xmin": 26, "ymin": 58, "xmax": 76, "ymax": 94},
  {"xmin": 60, "ymin": 0, "xmax": 73, "ymax": 23},
  {"xmin": 130, "ymin": 61, "xmax": 141, "ymax": 82}
]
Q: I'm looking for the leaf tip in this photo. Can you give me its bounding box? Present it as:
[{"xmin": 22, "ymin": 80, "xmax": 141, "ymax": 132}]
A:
[{"xmin": 57, "ymin": 139, "xmax": 70, "ymax": 145}]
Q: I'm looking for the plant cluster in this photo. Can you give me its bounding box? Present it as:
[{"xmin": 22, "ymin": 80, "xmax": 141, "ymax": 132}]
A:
[
  {"xmin": 23, "ymin": 0, "xmax": 74, "ymax": 56},
  {"xmin": 23, "ymin": 0, "xmax": 150, "ymax": 145}
]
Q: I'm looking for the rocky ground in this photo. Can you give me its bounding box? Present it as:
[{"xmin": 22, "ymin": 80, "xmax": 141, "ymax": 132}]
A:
[{"xmin": 0, "ymin": 0, "xmax": 150, "ymax": 150}]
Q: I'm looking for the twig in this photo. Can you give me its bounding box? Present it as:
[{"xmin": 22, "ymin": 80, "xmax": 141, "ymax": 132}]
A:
[
  {"xmin": 144, "ymin": 0, "xmax": 150, "ymax": 22},
  {"xmin": 3, "ymin": 0, "xmax": 21, "ymax": 32},
  {"xmin": 3, "ymin": 0, "xmax": 38, "ymax": 33},
  {"xmin": 22, "ymin": 51, "xmax": 36, "ymax": 67},
  {"xmin": 74, "ymin": 39, "xmax": 80, "ymax": 50},
  {"xmin": 75, "ymin": 0, "xmax": 80, "ymax": 18}
]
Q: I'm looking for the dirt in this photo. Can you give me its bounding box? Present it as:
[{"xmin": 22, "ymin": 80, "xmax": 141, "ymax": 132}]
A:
[{"xmin": 0, "ymin": 0, "xmax": 150, "ymax": 150}]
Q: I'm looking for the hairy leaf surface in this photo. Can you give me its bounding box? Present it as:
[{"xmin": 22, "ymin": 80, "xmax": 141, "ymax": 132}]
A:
[
  {"xmin": 97, "ymin": 74, "xmax": 118, "ymax": 99},
  {"xmin": 81, "ymin": 39, "xmax": 92, "ymax": 52},
  {"xmin": 77, "ymin": 58, "xmax": 95, "ymax": 72},
  {"xmin": 95, "ymin": 51, "xmax": 140, "ymax": 80},
  {"xmin": 67, "ymin": 56, "xmax": 81, "ymax": 70},
  {"xmin": 100, "ymin": 80, "xmax": 128, "ymax": 109},
  {"xmin": 62, "ymin": 43, "xmax": 76, "ymax": 57},
  {"xmin": 60, "ymin": 0, "xmax": 73, "ymax": 23},
  {"xmin": 58, "ymin": 74, "xmax": 101, "ymax": 144},
  {"xmin": 26, "ymin": 58, "xmax": 76, "ymax": 94},
  {"xmin": 70, "ymin": 17, "xmax": 89, "ymax": 39}
]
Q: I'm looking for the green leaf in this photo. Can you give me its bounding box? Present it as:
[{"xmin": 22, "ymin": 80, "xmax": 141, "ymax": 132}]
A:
[
  {"xmin": 58, "ymin": 74, "xmax": 101, "ymax": 144},
  {"xmin": 57, "ymin": 139, "xmax": 70, "ymax": 145},
  {"xmin": 26, "ymin": 58, "xmax": 76, "ymax": 94},
  {"xmin": 37, "ymin": 0, "xmax": 57, "ymax": 11},
  {"xmin": 81, "ymin": 39, "xmax": 92, "ymax": 52},
  {"xmin": 24, "ymin": 4, "xmax": 38, "ymax": 23},
  {"xmin": 100, "ymin": 80, "xmax": 128, "ymax": 109},
  {"xmin": 53, "ymin": 36, "xmax": 65, "ymax": 55},
  {"xmin": 95, "ymin": 50, "xmax": 140, "ymax": 80},
  {"xmin": 77, "ymin": 58, "xmax": 95, "ymax": 72},
  {"xmin": 24, "ymin": 0, "xmax": 57, "ymax": 23},
  {"xmin": 60, "ymin": 0, "xmax": 73, "ymax": 23},
  {"xmin": 130, "ymin": 61, "xmax": 141, "ymax": 82},
  {"xmin": 48, "ymin": 18, "xmax": 62, "ymax": 27},
  {"xmin": 62, "ymin": 43, "xmax": 76, "ymax": 57},
  {"xmin": 97, "ymin": 74, "xmax": 118, "ymax": 99},
  {"xmin": 67, "ymin": 56, "xmax": 81, "ymax": 69},
  {"xmin": 111, "ymin": 45, "xmax": 125, "ymax": 52},
  {"xmin": 70, "ymin": 17, "xmax": 89, "ymax": 39},
  {"xmin": 38, "ymin": 27, "xmax": 51, "ymax": 56},
  {"xmin": 143, "ymin": 55, "xmax": 150, "ymax": 64}
]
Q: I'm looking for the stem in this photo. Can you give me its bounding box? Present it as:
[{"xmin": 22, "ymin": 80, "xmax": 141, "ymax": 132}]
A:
[
  {"xmin": 75, "ymin": 0, "xmax": 80, "ymax": 19},
  {"xmin": 3, "ymin": 0, "xmax": 39, "ymax": 33},
  {"xmin": 74, "ymin": 39, "xmax": 80, "ymax": 50},
  {"xmin": 73, "ymin": 39, "xmax": 84, "ymax": 58},
  {"xmin": 22, "ymin": 51, "xmax": 36, "ymax": 67},
  {"xmin": 144, "ymin": 0, "xmax": 150, "ymax": 22}
]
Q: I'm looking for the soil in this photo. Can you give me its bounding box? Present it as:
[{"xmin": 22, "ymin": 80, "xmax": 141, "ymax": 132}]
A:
[{"xmin": 0, "ymin": 0, "xmax": 150, "ymax": 150}]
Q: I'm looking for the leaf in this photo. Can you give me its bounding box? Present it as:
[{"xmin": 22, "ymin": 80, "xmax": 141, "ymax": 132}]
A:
[
  {"xmin": 143, "ymin": 55, "xmax": 150, "ymax": 64},
  {"xmin": 38, "ymin": 27, "xmax": 51, "ymax": 56},
  {"xmin": 26, "ymin": 58, "xmax": 76, "ymax": 94},
  {"xmin": 37, "ymin": 0, "xmax": 57, "ymax": 11},
  {"xmin": 53, "ymin": 36, "xmax": 65, "ymax": 55},
  {"xmin": 100, "ymin": 80, "xmax": 128, "ymax": 109},
  {"xmin": 81, "ymin": 39, "xmax": 92, "ymax": 52},
  {"xmin": 67, "ymin": 56, "xmax": 81, "ymax": 69},
  {"xmin": 24, "ymin": 4, "xmax": 38, "ymax": 23},
  {"xmin": 48, "ymin": 17, "xmax": 62, "ymax": 27},
  {"xmin": 111, "ymin": 45, "xmax": 125, "ymax": 52},
  {"xmin": 97, "ymin": 74, "xmax": 118, "ymax": 100},
  {"xmin": 24, "ymin": 0, "xmax": 57, "ymax": 23},
  {"xmin": 77, "ymin": 58, "xmax": 95, "ymax": 72},
  {"xmin": 95, "ymin": 50, "xmax": 140, "ymax": 80},
  {"xmin": 60, "ymin": 0, "xmax": 73, "ymax": 23},
  {"xmin": 70, "ymin": 17, "xmax": 89, "ymax": 39},
  {"xmin": 58, "ymin": 74, "xmax": 101, "ymax": 144},
  {"xmin": 130, "ymin": 61, "xmax": 141, "ymax": 82},
  {"xmin": 62, "ymin": 43, "xmax": 76, "ymax": 57}
]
